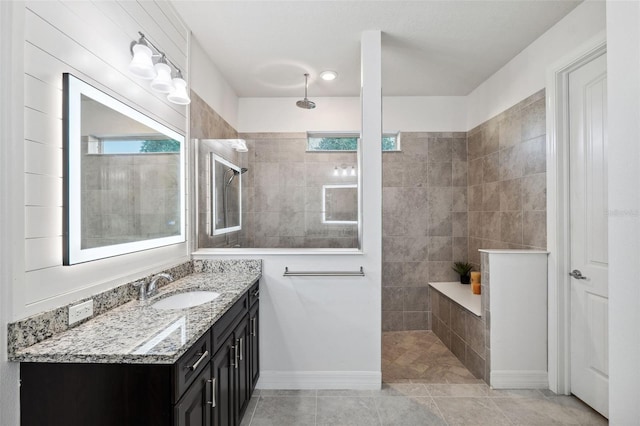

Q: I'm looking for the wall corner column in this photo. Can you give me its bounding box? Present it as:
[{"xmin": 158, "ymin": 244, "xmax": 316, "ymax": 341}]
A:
[{"xmin": 360, "ymin": 30, "xmax": 382, "ymax": 375}]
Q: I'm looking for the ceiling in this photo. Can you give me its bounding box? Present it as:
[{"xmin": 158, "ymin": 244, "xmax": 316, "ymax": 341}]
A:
[{"xmin": 173, "ymin": 1, "xmax": 582, "ymax": 98}]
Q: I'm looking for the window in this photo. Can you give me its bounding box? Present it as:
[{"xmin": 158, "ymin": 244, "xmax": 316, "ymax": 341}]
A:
[
  {"xmin": 307, "ymin": 132, "xmax": 399, "ymax": 151},
  {"xmin": 86, "ymin": 136, "xmax": 180, "ymax": 154}
]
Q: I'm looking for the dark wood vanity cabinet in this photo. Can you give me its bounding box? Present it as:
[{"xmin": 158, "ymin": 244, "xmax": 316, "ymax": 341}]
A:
[
  {"xmin": 20, "ymin": 281, "xmax": 260, "ymax": 426},
  {"xmin": 210, "ymin": 281, "xmax": 259, "ymax": 426},
  {"xmin": 175, "ymin": 363, "xmax": 213, "ymax": 426},
  {"xmin": 248, "ymin": 302, "xmax": 260, "ymax": 390}
]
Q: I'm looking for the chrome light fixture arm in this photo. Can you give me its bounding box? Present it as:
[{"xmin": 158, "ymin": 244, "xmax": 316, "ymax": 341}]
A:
[{"xmin": 130, "ymin": 32, "xmax": 184, "ymax": 78}]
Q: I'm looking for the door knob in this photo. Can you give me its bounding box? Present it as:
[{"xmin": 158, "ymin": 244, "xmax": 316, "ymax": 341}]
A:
[{"xmin": 569, "ymin": 269, "xmax": 588, "ymax": 280}]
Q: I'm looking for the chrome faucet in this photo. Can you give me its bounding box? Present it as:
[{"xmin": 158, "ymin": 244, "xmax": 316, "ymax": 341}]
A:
[{"xmin": 135, "ymin": 273, "xmax": 173, "ymax": 301}]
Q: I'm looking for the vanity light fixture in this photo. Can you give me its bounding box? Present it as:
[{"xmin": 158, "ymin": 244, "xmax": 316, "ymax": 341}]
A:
[
  {"xmin": 320, "ymin": 70, "xmax": 338, "ymax": 81},
  {"xmin": 232, "ymin": 139, "xmax": 248, "ymax": 152},
  {"xmin": 199, "ymin": 138, "xmax": 248, "ymax": 153},
  {"xmin": 222, "ymin": 139, "xmax": 248, "ymax": 152},
  {"xmin": 129, "ymin": 32, "xmax": 190, "ymax": 105},
  {"xmin": 334, "ymin": 164, "xmax": 355, "ymax": 177}
]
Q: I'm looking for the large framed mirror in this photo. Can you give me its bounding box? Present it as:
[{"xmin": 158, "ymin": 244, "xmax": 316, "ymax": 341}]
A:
[
  {"xmin": 63, "ymin": 73, "xmax": 185, "ymax": 265},
  {"xmin": 211, "ymin": 154, "xmax": 243, "ymax": 235}
]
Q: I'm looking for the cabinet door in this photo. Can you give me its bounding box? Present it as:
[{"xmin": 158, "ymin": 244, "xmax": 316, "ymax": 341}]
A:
[
  {"xmin": 234, "ymin": 316, "xmax": 250, "ymax": 422},
  {"xmin": 248, "ymin": 304, "xmax": 260, "ymax": 391},
  {"xmin": 212, "ymin": 334, "xmax": 235, "ymax": 426},
  {"xmin": 175, "ymin": 363, "xmax": 212, "ymax": 426}
]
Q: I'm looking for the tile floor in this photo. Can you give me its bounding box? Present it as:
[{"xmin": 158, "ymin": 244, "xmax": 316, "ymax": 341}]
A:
[{"xmin": 241, "ymin": 331, "xmax": 607, "ymax": 426}]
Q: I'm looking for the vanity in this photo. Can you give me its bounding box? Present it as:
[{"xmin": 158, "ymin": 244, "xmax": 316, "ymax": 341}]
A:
[{"xmin": 11, "ymin": 266, "xmax": 260, "ymax": 426}]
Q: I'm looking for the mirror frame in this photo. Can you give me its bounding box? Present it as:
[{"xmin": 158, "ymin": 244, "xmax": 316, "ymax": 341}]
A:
[
  {"xmin": 210, "ymin": 154, "xmax": 242, "ymax": 236},
  {"xmin": 322, "ymin": 184, "xmax": 358, "ymax": 224},
  {"xmin": 63, "ymin": 73, "xmax": 186, "ymax": 265}
]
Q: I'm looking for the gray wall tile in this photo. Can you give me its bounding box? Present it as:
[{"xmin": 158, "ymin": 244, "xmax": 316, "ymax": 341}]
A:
[
  {"xmin": 521, "ymin": 173, "xmax": 546, "ymax": 211},
  {"xmin": 521, "ymin": 98, "xmax": 546, "ymax": 141},
  {"xmin": 498, "ymin": 105, "xmax": 522, "ymax": 150},
  {"xmin": 403, "ymin": 261, "xmax": 430, "ymax": 286},
  {"xmin": 383, "ymin": 311, "xmax": 404, "ymax": 331},
  {"xmin": 428, "ymin": 162, "xmax": 453, "ymax": 187},
  {"xmin": 523, "ymin": 210, "xmax": 546, "ymax": 248},
  {"xmin": 383, "ymin": 288, "xmax": 404, "ymax": 311},
  {"xmin": 428, "ymin": 138, "xmax": 453, "ymax": 162},
  {"xmin": 404, "ymin": 311, "xmax": 430, "ymax": 330},
  {"xmin": 467, "ymin": 89, "xmax": 547, "ymax": 266},
  {"xmin": 500, "ymin": 211, "xmax": 523, "ymax": 245},
  {"xmin": 428, "ymin": 237, "xmax": 453, "ymax": 261},
  {"xmin": 483, "ymin": 152, "xmax": 500, "ymax": 183}
]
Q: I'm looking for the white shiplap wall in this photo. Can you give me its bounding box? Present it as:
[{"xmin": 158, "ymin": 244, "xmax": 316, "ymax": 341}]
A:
[{"xmin": 18, "ymin": 0, "xmax": 190, "ymax": 318}]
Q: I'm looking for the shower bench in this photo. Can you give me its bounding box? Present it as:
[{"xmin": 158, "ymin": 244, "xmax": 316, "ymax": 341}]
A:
[{"xmin": 430, "ymin": 249, "xmax": 549, "ymax": 389}]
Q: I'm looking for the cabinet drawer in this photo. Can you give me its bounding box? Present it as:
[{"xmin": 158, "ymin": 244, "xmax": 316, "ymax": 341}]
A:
[
  {"xmin": 173, "ymin": 331, "xmax": 212, "ymax": 402},
  {"xmin": 248, "ymin": 281, "xmax": 260, "ymax": 307},
  {"xmin": 212, "ymin": 293, "xmax": 248, "ymax": 351}
]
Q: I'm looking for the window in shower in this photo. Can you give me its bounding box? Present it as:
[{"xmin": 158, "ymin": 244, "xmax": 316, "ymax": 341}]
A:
[{"xmin": 307, "ymin": 132, "xmax": 399, "ymax": 151}]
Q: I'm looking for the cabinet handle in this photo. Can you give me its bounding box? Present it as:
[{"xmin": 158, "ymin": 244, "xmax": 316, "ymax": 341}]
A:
[
  {"xmin": 252, "ymin": 289, "xmax": 260, "ymax": 298},
  {"xmin": 231, "ymin": 345, "xmax": 237, "ymax": 369},
  {"xmin": 189, "ymin": 350, "xmax": 209, "ymax": 371},
  {"xmin": 251, "ymin": 317, "xmax": 257, "ymax": 337},
  {"xmin": 238, "ymin": 337, "xmax": 243, "ymax": 362},
  {"xmin": 206, "ymin": 378, "xmax": 216, "ymax": 407}
]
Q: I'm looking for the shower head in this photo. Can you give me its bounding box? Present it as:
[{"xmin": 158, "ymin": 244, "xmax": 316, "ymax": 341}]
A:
[
  {"xmin": 296, "ymin": 99, "xmax": 316, "ymax": 110},
  {"xmin": 225, "ymin": 167, "xmax": 248, "ymax": 185},
  {"xmin": 296, "ymin": 73, "xmax": 316, "ymax": 110}
]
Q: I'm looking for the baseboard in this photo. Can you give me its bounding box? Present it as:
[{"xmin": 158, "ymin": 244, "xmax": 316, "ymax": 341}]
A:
[
  {"xmin": 490, "ymin": 370, "xmax": 549, "ymax": 389},
  {"xmin": 256, "ymin": 371, "xmax": 382, "ymax": 390}
]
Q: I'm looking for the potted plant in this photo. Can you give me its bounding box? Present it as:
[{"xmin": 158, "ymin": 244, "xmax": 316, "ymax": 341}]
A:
[{"xmin": 452, "ymin": 261, "xmax": 473, "ymax": 284}]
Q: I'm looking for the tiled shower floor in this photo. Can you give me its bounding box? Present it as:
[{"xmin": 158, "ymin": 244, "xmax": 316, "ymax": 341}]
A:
[
  {"xmin": 240, "ymin": 331, "xmax": 607, "ymax": 425},
  {"xmin": 382, "ymin": 330, "xmax": 480, "ymax": 383}
]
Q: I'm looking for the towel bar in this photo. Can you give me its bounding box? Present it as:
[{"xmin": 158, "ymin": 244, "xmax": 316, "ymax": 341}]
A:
[{"xmin": 283, "ymin": 266, "xmax": 365, "ymax": 277}]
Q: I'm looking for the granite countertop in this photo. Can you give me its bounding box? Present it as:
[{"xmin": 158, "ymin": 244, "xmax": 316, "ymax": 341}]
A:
[{"xmin": 10, "ymin": 270, "xmax": 260, "ymax": 364}]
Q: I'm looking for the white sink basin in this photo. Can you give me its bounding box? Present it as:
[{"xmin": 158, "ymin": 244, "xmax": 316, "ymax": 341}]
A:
[{"xmin": 152, "ymin": 291, "xmax": 220, "ymax": 310}]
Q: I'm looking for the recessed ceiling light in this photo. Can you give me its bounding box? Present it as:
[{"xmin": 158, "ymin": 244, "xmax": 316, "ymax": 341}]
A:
[{"xmin": 320, "ymin": 71, "xmax": 338, "ymax": 81}]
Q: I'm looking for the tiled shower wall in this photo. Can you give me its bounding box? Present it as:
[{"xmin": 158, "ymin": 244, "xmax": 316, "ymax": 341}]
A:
[
  {"xmin": 382, "ymin": 132, "xmax": 468, "ymax": 331},
  {"xmin": 467, "ymin": 89, "xmax": 547, "ymax": 268},
  {"xmin": 238, "ymin": 133, "xmax": 358, "ymax": 248},
  {"xmin": 190, "ymin": 91, "xmax": 244, "ymax": 248},
  {"xmin": 382, "ymin": 91, "xmax": 546, "ymax": 332}
]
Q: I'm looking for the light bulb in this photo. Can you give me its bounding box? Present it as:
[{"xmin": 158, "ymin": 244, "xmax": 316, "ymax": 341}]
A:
[
  {"xmin": 167, "ymin": 77, "xmax": 190, "ymax": 105},
  {"xmin": 232, "ymin": 139, "xmax": 248, "ymax": 152},
  {"xmin": 128, "ymin": 42, "xmax": 156, "ymax": 80},
  {"xmin": 342, "ymin": 167, "xmax": 347, "ymax": 177},
  {"xmin": 150, "ymin": 61, "xmax": 173, "ymax": 93},
  {"xmin": 333, "ymin": 167, "xmax": 339, "ymax": 176},
  {"xmin": 351, "ymin": 166, "xmax": 356, "ymax": 176}
]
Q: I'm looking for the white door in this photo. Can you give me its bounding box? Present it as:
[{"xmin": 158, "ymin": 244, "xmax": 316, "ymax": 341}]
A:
[{"xmin": 569, "ymin": 52, "xmax": 608, "ymax": 418}]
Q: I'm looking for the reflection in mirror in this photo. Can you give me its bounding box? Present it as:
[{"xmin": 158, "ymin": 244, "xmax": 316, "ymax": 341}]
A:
[
  {"xmin": 322, "ymin": 184, "xmax": 358, "ymax": 224},
  {"xmin": 64, "ymin": 74, "xmax": 185, "ymax": 265},
  {"xmin": 211, "ymin": 154, "xmax": 244, "ymax": 235}
]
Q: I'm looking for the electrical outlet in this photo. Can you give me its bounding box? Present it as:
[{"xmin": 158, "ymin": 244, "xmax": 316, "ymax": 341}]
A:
[{"xmin": 69, "ymin": 300, "xmax": 94, "ymax": 325}]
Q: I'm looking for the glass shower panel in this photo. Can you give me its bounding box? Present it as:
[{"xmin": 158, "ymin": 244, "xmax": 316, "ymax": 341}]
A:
[
  {"xmin": 189, "ymin": 133, "xmax": 356, "ymax": 249},
  {"xmin": 238, "ymin": 134, "xmax": 359, "ymax": 249}
]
